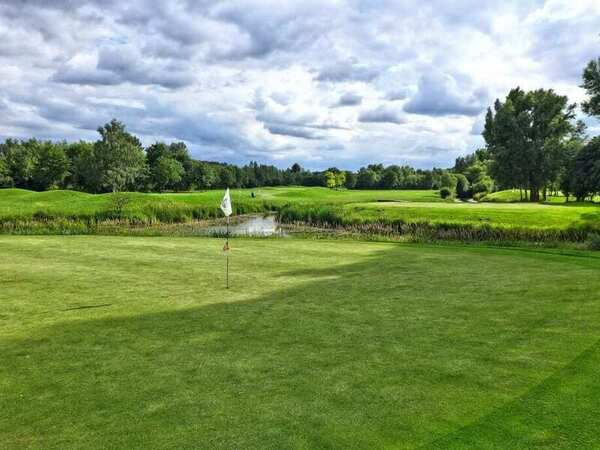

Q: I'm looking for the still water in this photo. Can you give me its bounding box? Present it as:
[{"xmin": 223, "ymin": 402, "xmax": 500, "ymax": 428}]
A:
[{"xmin": 205, "ymin": 215, "xmax": 284, "ymax": 236}]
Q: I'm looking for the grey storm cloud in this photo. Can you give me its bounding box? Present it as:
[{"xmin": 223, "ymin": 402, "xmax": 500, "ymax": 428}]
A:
[
  {"xmin": 359, "ymin": 106, "xmax": 405, "ymax": 124},
  {"xmin": 404, "ymin": 72, "xmax": 489, "ymax": 117}
]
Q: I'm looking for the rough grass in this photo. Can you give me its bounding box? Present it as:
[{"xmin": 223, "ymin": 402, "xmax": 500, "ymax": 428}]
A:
[
  {"xmin": 0, "ymin": 187, "xmax": 441, "ymax": 219},
  {"xmin": 2, "ymin": 188, "xmax": 599, "ymax": 245},
  {"xmin": 277, "ymin": 201, "xmax": 600, "ymax": 246},
  {"xmin": 1, "ymin": 236, "xmax": 600, "ymax": 449},
  {"xmin": 481, "ymin": 189, "xmax": 599, "ymax": 203}
]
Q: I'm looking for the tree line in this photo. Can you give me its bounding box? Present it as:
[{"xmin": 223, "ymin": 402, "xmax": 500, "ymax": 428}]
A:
[
  {"xmin": 1, "ymin": 58, "xmax": 600, "ymax": 201},
  {"xmin": 0, "ymin": 119, "xmax": 460, "ymax": 193}
]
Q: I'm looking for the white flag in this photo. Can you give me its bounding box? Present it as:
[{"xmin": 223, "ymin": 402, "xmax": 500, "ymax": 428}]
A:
[{"xmin": 220, "ymin": 188, "xmax": 232, "ymax": 217}]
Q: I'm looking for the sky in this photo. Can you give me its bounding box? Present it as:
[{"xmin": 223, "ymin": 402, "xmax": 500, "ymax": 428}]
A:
[{"xmin": 1, "ymin": 0, "xmax": 599, "ymax": 170}]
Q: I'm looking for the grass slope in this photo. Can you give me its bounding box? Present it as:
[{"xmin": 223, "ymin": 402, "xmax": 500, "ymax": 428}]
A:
[
  {"xmin": 2, "ymin": 187, "xmax": 598, "ymax": 231},
  {"xmin": 342, "ymin": 201, "xmax": 600, "ymax": 229},
  {"xmin": 0, "ymin": 187, "xmax": 440, "ymax": 219},
  {"xmin": 2, "ymin": 236, "xmax": 600, "ymax": 449}
]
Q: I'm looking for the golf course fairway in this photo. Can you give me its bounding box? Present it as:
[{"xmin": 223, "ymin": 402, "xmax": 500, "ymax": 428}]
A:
[{"xmin": 2, "ymin": 236, "xmax": 600, "ymax": 449}]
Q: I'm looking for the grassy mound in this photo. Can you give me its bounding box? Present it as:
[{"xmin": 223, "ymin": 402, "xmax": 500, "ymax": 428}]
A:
[
  {"xmin": 1, "ymin": 188, "xmax": 599, "ymax": 245},
  {"xmin": 2, "ymin": 236, "xmax": 600, "ymax": 448}
]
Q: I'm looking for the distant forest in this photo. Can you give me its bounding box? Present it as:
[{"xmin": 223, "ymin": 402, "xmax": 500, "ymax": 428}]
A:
[{"xmin": 2, "ymin": 58, "xmax": 600, "ymax": 201}]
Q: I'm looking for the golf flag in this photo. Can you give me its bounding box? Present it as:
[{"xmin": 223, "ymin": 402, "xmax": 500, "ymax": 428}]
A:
[{"xmin": 220, "ymin": 188, "xmax": 232, "ymax": 217}]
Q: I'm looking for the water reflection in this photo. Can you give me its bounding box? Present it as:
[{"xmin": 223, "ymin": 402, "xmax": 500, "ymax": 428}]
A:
[{"xmin": 205, "ymin": 215, "xmax": 284, "ymax": 236}]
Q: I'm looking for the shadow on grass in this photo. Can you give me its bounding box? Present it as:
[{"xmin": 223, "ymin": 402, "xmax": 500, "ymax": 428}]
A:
[
  {"xmin": 2, "ymin": 244, "xmax": 600, "ymax": 449},
  {"xmin": 420, "ymin": 339, "xmax": 600, "ymax": 449}
]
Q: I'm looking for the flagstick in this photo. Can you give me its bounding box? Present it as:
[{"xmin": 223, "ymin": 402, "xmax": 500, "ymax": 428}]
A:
[{"xmin": 226, "ymin": 215, "xmax": 230, "ymax": 289}]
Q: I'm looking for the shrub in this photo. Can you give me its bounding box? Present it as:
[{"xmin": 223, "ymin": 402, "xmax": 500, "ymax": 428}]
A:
[
  {"xmin": 440, "ymin": 187, "xmax": 452, "ymax": 199},
  {"xmin": 472, "ymin": 176, "xmax": 494, "ymax": 196},
  {"xmin": 108, "ymin": 192, "xmax": 131, "ymax": 217},
  {"xmin": 586, "ymin": 232, "xmax": 600, "ymax": 251}
]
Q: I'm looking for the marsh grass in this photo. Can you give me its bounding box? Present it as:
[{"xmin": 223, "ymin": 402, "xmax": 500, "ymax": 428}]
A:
[
  {"xmin": 1, "ymin": 187, "xmax": 599, "ymax": 246},
  {"xmin": 277, "ymin": 204, "xmax": 599, "ymax": 246}
]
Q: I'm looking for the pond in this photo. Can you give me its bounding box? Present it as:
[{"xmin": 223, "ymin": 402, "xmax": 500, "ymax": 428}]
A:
[{"xmin": 205, "ymin": 215, "xmax": 285, "ymax": 237}]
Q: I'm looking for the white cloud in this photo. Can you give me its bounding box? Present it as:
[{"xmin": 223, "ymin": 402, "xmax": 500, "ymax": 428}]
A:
[{"xmin": 0, "ymin": 0, "xmax": 598, "ymax": 169}]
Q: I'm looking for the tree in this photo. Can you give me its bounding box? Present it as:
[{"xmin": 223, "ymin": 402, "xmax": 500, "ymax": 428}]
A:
[
  {"xmin": 325, "ymin": 171, "xmax": 337, "ymax": 189},
  {"xmin": 380, "ymin": 167, "xmax": 399, "ymax": 189},
  {"xmin": 152, "ymin": 156, "xmax": 184, "ymax": 191},
  {"xmin": 218, "ymin": 165, "xmax": 237, "ymax": 187},
  {"xmin": 146, "ymin": 142, "xmax": 169, "ymax": 167},
  {"xmin": 356, "ymin": 168, "xmax": 378, "ymax": 188},
  {"xmin": 483, "ymin": 88, "xmax": 577, "ymax": 201},
  {"xmin": 0, "ymin": 139, "xmax": 35, "ymax": 188},
  {"xmin": 455, "ymin": 174, "xmax": 470, "ymax": 199},
  {"xmin": 581, "ymin": 58, "xmax": 600, "ymax": 118},
  {"xmin": 0, "ymin": 154, "xmax": 12, "ymax": 187},
  {"xmin": 344, "ymin": 171, "xmax": 357, "ymax": 189},
  {"xmin": 188, "ymin": 161, "xmax": 217, "ymax": 189},
  {"xmin": 93, "ymin": 119, "xmax": 147, "ymax": 192},
  {"xmin": 569, "ymin": 137, "xmax": 600, "ymax": 201},
  {"xmin": 471, "ymin": 176, "xmax": 494, "ymax": 197},
  {"xmin": 31, "ymin": 142, "xmax": 69, "ymax": 190},
  {"xmin": 336, "ymin": 171, "xmax": 346, "ymax": 188},
  {"xmin": 440, "ymin": 171, "xmax": 457, "ymax": 191}
]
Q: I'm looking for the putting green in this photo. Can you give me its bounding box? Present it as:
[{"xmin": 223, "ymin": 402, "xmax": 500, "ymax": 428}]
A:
[{"xmin": 1, "ymin": 236, "xmax": 600, "ymax": 449}]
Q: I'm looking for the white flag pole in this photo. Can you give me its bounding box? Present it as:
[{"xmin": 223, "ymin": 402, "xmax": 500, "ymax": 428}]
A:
[
  {"xmin": 220, "ymin": 188, "xmax": 232, "ymax": 289},
  {"xmin": 226, "ymin": 214, "xmax": 229, "ymax": 289}
]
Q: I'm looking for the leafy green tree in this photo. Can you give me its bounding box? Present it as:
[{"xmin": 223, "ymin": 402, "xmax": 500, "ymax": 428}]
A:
[
  {"xmin": 0, "ymin": 154, "xmax": 12, "ymax": 187},
  {"xmin": 218, "ymin": 165, "xmax": 237, "ymax": 188},
  {"xmin": 93, "ymin": 119, "xmax": 147, "ymax": 192},
  {"xmin": 471, "ymin": 176, "xmax": 494, "ymax": 197},
  {"xmin": 356, "ymin": 168, "xmax": 378, "ymax": 188},
  {"xmin": 440, "ymin": 171, "xmax": 457, "ymax": 190},
  {"xmin": 31, "ymin": 142, "xmax": 70, "ymax": 190},
  {"xmin": 343, "ymin": 171, "xmax": 357, "ymax": 189},
  {"xmin": 187, "ymin": 161, "xmax": 216, "ymax": 189},
  {"xmin": 0, "ymin": 139, "xmax": 35, "ymax": 188},
  {"xmin": 335, "ymin": 171, "xmax": 346, "ymax": 188},
  {"xmin": 380, "ymin": 167, "xmax": 399, "ymax": 188},
  {"xmin": 582, "ymin": 58, "xmax": 600, "ymax": 118},
  {"xmin": 152, "ymin": 156, "xmax": 184, "ymax": 191},
  {"xmin": 455, "ymin": 174, "xmax": 470, "ymax": 199},
  {"xmin": 569, "ymin": 137, "xmax": 600, "ymax": 201},
  {"xmin": 484, "ymin": 88, "xmax": 577, "ymax": 201},
  {"xmin": 325, "ymin": 170, "xmax": 337, "ymax": 189},
  {"xmin": 146, "ymin": 142, "xmax": 169, "ymax": 167}
]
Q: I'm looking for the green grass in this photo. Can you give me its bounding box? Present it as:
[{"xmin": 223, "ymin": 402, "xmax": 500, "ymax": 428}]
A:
[
  {"xmin": 1, "ymin": 188, "xmax": 599, "ymax": 245},
  {"xmin": 341, "ymin": 201, "xmax": 600, "ymax": 229},
  {"xmin": 0, "ymin": 187, "xmax": 440, "ymax": 219},
  {"xmin": 2, "ymin": 236, "xmax": 600, "ymax": 449},
  {"xmin": 481, "ymin": 189, "xmax": 600, "ymax": 204}
]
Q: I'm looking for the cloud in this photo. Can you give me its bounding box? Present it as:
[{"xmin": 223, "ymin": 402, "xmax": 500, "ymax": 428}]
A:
[
  {"xmin": 316, "ymin": 59, "xmax": 380, "ymax": 83},
  {"xmin": 0, "ymin": 0, "xmax": 598, "ymax": 169},
  {"xmin": 334, "ymin": 92, "xmax": 362, "ymax": 107},
  {"xmin": 264, "ymin": 123, "xmax": 324, "ymax": 140},
  {"xmin": 52, "ymin": 46, "xmax": 195, "ymax": 88},
  {"xmin": 359, "ymin": 106, "xmax": 406, "ymax": 124},
  {"xmin": 404, "ymin": 72, "xmax": 488, "ymax": 117},
  {"xmin": 385, "ymin": 88, "xmax": 411, "ymax": 101}
]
